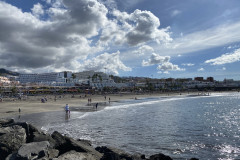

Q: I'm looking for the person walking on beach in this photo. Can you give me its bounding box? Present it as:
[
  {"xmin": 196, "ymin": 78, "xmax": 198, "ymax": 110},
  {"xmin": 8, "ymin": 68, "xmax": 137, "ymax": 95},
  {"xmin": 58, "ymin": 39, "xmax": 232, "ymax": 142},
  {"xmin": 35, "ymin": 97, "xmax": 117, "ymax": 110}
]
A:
[
  {"xmin": 96, "ymin": 103, "xmax": 98, "ymax": 110},
  {"xmin": 65, "ymin": 104, "xmax": 70, "ymax": 114}
]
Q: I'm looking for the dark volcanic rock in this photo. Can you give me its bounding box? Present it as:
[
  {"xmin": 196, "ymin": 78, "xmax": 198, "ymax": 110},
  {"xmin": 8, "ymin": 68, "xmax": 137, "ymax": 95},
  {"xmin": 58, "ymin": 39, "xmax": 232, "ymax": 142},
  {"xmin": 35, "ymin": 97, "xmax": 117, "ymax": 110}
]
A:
[
  {"xmin": 32, "ymin": 131, "xmax": 56, "ymax": 148},
  {"xmin": 95, "ymin": 146, "xmax": 139, "ymax": 160},
  {"xmin": 51, "ymin": 131, "xmax": 102, "ymax": 159},
  {"xmin": 0, "ymin": 118, "xmax": 14, "ymax": 127},
  {"xmin": 55, "ymin": 150, "xmax": 99, "ymax": 160},
  {"xmin": 17, "ymin": 141, "xmax": 50, "ymax": 159},
  {"xmin": 0, "ymin": 125, "xmax": 26, "ymax": 159},
  {"xmin": 149, "ymin": 153, "xmax": 173, "ymax": 160}
]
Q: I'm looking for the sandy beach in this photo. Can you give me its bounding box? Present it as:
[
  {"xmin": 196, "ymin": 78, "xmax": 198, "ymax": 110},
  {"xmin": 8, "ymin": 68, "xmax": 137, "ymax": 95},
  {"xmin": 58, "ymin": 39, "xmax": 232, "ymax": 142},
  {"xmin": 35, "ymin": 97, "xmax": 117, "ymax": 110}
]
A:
[{"xmin": 0, "ymin": 92, "xmax": 184, "ymax": 118}]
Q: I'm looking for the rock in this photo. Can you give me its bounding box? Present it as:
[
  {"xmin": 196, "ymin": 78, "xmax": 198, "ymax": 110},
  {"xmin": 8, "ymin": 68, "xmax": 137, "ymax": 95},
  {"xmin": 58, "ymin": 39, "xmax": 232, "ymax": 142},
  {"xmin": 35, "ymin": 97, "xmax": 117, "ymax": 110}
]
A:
[
  {"xmin": 77, "ymin": 138, "xmax": 92, "ymax": 146},
  {"xmin": 0, "ymin": 125, "xmax": 26, "ymax": 159},
  {"xmin": 13, "ymin": 122, "xmax": 41, "ymax": 143},
  {"xmin": 95, "ymin": 146, "xmax": 138, "ymax": 160},
  {"xmin": 55, "ymin": 150, "xmax": 99, "ymax": 160},
  {"xmin": 48, "ymin": 149, "xmax": 59, "ymax": 159},
  {"xmin": 17, "ymin": 141, "xmax": 50, "ymax": 159},
  {"xmin": 5, "ymin": 153, "xmax": 18, "ymax": 160},
  {"xmin": 149, "ymin": 153, "xmax": 173, "ymax": 160},
  {"xmin": 0, "ymin": 118, "xmax": 14, "ymax": 127},
  {"xmin": 141, "ymin": 155, "xmax": 146, "ymax": 159},
  {"xmin": 32, "ymin": 131, "xmax": 56, "ymax": 148},
  {"xmin": 51, "ymin": 131, "xmax": 102, "ymax": 159},
  {"xmin": 190, "ymin": 158, "xmax": 199, "ymax": 160}
]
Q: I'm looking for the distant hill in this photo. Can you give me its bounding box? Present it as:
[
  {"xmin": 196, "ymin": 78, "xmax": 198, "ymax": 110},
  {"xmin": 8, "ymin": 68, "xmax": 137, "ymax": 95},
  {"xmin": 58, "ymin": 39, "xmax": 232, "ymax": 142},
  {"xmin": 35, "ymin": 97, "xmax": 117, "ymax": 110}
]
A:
[{"xmin": 0, "ymin": 68, "xmax": 19, "ymax": 76}]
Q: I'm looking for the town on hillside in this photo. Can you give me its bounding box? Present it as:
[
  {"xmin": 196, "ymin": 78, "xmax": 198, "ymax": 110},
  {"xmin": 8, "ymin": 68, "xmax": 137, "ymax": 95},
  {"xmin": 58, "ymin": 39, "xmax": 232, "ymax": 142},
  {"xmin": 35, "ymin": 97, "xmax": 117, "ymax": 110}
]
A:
[{"xmin": 0, "ymin": 69, "xmax": 240, "ymax": 97}]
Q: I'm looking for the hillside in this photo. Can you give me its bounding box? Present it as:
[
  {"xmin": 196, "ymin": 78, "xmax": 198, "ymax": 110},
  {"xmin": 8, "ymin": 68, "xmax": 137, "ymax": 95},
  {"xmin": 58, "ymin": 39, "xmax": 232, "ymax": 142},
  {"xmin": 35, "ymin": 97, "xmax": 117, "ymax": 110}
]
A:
[{"xmin": 0, "ymin": 68, "xmax": 19, "ymax": 76}]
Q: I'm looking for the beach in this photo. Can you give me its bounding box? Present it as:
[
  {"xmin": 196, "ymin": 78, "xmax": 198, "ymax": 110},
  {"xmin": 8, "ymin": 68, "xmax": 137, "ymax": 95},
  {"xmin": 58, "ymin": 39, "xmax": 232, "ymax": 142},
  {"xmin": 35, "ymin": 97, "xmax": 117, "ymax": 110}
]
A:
[{"xmin": 0, "ymin": 92, "xmax": 183, "ymax": 118}]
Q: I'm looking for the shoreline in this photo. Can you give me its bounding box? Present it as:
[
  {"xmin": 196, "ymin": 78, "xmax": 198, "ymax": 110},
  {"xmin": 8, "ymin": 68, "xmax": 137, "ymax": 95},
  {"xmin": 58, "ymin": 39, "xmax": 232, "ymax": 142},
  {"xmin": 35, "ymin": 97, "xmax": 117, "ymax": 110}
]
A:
[{"xmin": 0, "ymin": 91, "xmax": 233, "ymax": 119}]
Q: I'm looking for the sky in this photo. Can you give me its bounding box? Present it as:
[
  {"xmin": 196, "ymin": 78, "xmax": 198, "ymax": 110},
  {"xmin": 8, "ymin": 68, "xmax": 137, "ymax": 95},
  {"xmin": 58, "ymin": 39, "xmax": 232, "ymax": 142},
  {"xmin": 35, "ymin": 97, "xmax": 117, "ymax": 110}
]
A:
[{"xmin": 0, "ymin": 0, "xmax": 240, "ymax": 80}]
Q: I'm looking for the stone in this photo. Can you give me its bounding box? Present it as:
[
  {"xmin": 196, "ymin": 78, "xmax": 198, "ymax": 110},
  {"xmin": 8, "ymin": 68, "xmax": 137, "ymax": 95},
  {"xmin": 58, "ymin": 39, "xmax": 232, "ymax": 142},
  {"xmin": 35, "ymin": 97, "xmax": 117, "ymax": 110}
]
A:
[
  {"xmin": 0, "ymin": 118, "xmax": 14, "ymax": 127},
  {"xmin": 32, "ymin": 131, "xmax": 56, "ymax": 148},
  {"xmin": 51, "ymin": 131, "xmax": 102, "ymax": 159},
  {"xmin": 95, "ymin": 146, "xmax": 137, "ymax": 160},
  {"xmin": 48, "ymin": 149, "xmax": 59, "ymax": 159},
  {"xmin": 0, "ymin": 125, "xmax": 26, "ymax": 159},
  {"xmin": 17, "ymin": 141, "xmax": 50, "ymax": 159},
  {"xmin": 149, "ymin": 153, "xmax": 173, "ymax": 160},
  {"xmin": 56, "ymin": 150, "xmax": 99, "ymax": 160}
]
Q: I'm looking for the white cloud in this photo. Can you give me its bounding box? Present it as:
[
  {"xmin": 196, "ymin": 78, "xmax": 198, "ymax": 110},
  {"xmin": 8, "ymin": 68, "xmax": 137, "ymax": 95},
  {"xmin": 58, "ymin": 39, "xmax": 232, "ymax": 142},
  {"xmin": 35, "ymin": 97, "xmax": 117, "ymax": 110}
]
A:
[
  {"xmin": 142, "ymin": 53, "xmax": 184, "ymax": 73},
  {"xmin": 103, "ymin": 9, "xmax": 172, "ymax": 46},
  {"xmin": 205, "ymin": 48, "xmax": 240, "ymax": 65},
  {"xmin": 31, "ymin": 3, "xmax": 44, "ymax": 18},
  {"xmin": 0, "ymin": 0, "xmax": 107, "ymax": 72},
  {"xmin": 133, "ymin": 45, "xmax": 154, "ymax": 55},
  {"xmin": 198, "ymin": 68, "xmax": 205, "ymax": 71},
  {"xmin": 182, "ymin": 63, "xmax": 195, "ymax": 66},
  {"xmin": 81, "ymin": 51, "xmax": 131, "ymax": 75},
  {"xmin": 142, "ymin": 53, "xmax": 170, "ymax": 66},
  {"xmin": 154, "ymin": 21, "xmax": 240, "ymax": 56},
  {"xmin": 171, "ymin": 10, "xmax": 181, "ymax": 17},
  {"xmin": 157, "ymin": 62, "xmax": 185, "ymax": 73},
  {"xmin": 222, "ymin": 67, "xmax": 226, "ymax": 70},
  {"xmin": 0, "ymin": 0, "xmax": 171, "ymax": 74}
]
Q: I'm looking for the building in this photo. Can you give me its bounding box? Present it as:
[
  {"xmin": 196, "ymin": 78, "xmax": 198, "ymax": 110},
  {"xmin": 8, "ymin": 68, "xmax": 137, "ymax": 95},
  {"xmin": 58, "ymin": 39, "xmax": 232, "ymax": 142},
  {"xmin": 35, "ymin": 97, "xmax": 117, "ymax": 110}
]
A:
[
  {"xmin": 18, "ymin": 71, "xmax": 72, "ymax": 85},
  {"xmin": 194, "ymin": 77, "xmax": 204, "ymax": 81},
  {"xmin": 0, "ymin": 76, "xmax": 11, "ymax": 85},
  {"xmin": 207, "ymin": 77, "xmax": 214, "ymax": 82}
]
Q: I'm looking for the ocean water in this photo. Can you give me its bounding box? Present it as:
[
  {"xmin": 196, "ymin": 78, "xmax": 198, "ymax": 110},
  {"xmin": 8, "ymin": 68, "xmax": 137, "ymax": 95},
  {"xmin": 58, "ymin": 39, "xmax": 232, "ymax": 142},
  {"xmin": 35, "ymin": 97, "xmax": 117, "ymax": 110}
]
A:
[{"xmin": 16, "ymin": 93, "xmax": 240, "ymax": 160}]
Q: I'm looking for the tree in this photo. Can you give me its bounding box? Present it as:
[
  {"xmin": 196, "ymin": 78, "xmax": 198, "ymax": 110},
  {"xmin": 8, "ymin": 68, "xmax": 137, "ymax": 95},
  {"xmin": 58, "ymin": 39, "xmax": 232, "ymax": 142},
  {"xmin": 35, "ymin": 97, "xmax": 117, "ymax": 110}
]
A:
[
  {"xmin": 11, "ymin": 86, "xmax": 17, "ymax": 95},
  {"xmin": 72, "ymin": 74, "xmax": 76, "ymax": 79}
]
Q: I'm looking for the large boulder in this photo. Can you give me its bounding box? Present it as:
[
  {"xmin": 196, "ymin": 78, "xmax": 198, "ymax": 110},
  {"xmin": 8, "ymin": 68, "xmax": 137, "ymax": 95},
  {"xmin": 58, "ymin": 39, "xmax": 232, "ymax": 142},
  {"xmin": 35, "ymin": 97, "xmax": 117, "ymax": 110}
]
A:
[
  {"xmin": 32, "ymin": 131, "xmax": 56, "ymax": 148},
  {"xmin": 54, "ymin": 150, "xmax": 99, "ymax": 160},
  {"xmin": 0, "ymin": 125, "xmax": 26, "ymax": 159},
  {"xmin": 149, "ymin": 153, "xmax": 172, "ymax": 160},
  {"xmin": 16, "ymin": 141, "xmax": 55, "ymax": 159},
  {"xmin": 51, "ymin": 131, "xmax": 102, "ymax": 159},
  {"xmin": 95, "ymin": 146, "xmax": 140, "ymax": 160},
  {"xmin": 0, "ymin": 118, "xmax": 14, "ymax": 127}
]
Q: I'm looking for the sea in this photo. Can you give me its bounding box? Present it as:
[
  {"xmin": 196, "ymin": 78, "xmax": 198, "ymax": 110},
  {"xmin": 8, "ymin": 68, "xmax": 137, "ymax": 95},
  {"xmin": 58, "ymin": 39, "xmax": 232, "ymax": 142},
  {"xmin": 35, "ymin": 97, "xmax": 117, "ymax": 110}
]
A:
[{"xmin": 15, "ymin": 92, "xmax": 240, "ymax": 160}]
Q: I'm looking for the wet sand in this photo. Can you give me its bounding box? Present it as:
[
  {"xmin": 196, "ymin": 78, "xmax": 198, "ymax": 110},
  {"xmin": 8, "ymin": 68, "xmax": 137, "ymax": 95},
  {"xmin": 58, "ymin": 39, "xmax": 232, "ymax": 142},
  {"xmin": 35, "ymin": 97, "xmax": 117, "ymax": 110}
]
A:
[
  {"xmin": 0, "ymin": 93, "xmax": 167, "ymax": 118},
  {"xmin": 0, "ymin": 92, "xmax": 210, "ymax": 118}
]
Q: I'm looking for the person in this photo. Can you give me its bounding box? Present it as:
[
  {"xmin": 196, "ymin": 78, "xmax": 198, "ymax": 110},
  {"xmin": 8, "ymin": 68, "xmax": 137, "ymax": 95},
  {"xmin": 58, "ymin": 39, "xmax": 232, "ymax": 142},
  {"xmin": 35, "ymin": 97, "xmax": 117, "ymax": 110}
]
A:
[
  {"xmin": 65, "ymin": 104, "xmax": 70, "ymax": 114},
  {"xmin": 19, "ymin": 108, "xmax": 21, "ymax": 113},
  {"xmin": 96, "ymin": 103, "xmax": 98, "ymax": 110}
]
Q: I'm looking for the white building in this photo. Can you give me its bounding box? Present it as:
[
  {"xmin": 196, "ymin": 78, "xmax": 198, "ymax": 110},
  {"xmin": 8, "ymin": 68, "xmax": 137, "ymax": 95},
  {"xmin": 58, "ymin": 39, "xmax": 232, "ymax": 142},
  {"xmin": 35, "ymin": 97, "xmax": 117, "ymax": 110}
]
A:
[
  {"xmin": 0, "ymin": 76, "xmax": 11, "ymax": 85},
  {"xmin": 74, "ymin": 71, "xmax": 119, "ymax": 89},
  {"xmin": 18, "ymin": 71, "xmax": 72, "ymax": 85}
]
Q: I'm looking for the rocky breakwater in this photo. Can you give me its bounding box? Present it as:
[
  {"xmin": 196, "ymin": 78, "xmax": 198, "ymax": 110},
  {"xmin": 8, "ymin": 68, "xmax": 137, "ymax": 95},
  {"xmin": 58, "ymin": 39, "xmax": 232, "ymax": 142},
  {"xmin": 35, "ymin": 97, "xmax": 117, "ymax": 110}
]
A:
[{"xmin": 0, "ymin": 119, "xmax": 199, "ymax": 160}]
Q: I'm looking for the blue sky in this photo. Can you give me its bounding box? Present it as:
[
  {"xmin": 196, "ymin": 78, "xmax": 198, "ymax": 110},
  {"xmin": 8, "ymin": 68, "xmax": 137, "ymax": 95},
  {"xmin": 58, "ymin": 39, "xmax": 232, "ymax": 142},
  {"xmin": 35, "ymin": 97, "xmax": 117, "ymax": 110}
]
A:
[{"xmin": 1, "ymin": 0, "xmax": 240, "ymax": 80}]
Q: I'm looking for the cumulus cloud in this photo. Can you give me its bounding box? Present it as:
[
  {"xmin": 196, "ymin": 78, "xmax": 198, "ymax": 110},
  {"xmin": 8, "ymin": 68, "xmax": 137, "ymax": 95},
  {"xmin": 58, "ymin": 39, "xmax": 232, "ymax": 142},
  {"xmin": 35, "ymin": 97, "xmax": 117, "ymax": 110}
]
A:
[
  {"xmin": 157, "ymin": 62, "xmax": 185, "ymax": 74},
  {"xmin": 81, "ymin": 51, "xmax": 131, "ymax": 75},
  {"xmin": 142, "ymin": 53, "xmax": 184, "ymax": 73},
  {"xmin": 31, "ymin": 3, "xmax": 44, "ymax": 18},
  {"xmin": 133, "ymin": 45, "xmax": 154, "ymax": 55},
  {"xmin": 182, "ymin": 63, "xmax": 195, "ymax": 66},
  {"xmin": 0, "ymin": 0, "xmax": 106, "ymax": 72},
  {"xmin": 205, "ymin": 48, "xmax": 240, "ymax": 65},
  {"xmin": 0, "ymin": 0, "xmax": 171, "ymax": 74},
  {"xmin": 142, "ymin": 53, "xmax": 170, "ymax": 66},
  {"xmin": 100, "ymin": 9, "xmax": 172, "ymax": 46}
]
